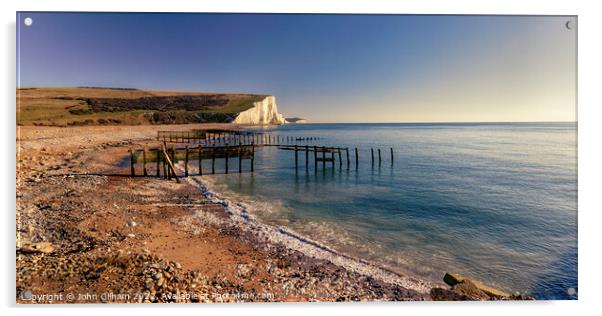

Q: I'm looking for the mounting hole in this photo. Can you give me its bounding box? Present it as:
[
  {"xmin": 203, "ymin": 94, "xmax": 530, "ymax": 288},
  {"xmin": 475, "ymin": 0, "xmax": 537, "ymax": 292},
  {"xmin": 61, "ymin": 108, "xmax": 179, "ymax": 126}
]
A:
[
  {"xmin": 567, "ymin": 287, "xmax": 576, "ymax": 296},
  {"xmin": 24, "ymin": 17, "xmax": 33, "ymax": 26}
]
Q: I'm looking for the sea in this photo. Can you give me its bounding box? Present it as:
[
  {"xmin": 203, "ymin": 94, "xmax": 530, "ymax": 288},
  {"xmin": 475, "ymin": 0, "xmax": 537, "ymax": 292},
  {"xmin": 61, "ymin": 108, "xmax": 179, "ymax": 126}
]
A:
[{"xmin": 195, "ymin": 122, "xmax": 577, "ymax": 300}]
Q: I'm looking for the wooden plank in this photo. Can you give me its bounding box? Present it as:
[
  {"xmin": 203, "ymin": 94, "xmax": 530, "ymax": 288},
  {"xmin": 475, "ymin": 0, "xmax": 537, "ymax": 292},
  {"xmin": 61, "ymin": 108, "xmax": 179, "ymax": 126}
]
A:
[{"xmin": 162, "ymin": 146, "xmax": 180, "ymax": 183}]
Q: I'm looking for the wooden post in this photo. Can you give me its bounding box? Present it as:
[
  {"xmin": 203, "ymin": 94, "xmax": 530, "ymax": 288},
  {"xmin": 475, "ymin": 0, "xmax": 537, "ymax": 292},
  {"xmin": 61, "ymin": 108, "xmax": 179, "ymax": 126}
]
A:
[
  {"xmin": 165, "ymin": 145, "xmax": 171, "ymax": 179},
  {"xmin": 165, "ymin": 147, "xmax": 171, "ymax": 179},
  {"xmin": 346, "ymin": 148, "xmax": 350, "ymax": 169},
  {"xmin": 162, "ymin": 146, "xmax": 180, "ymax": 183},
  {"xmin": 162, "ymin": 145, "xmax": 167, "ymax": 179},
  {"xmin": 295, "ymin": 145, "xmax": 298, "ymax": 172},
  {"xmin": 322, "ymin": 148, "xmax": 326, "ymax": 170},
  {"xmin": 171, "ymin": 145, "xmax": 176, "ymax": 178},
  {"xmin": 129, "ymin": 149, "xmax": 135, "ymax": 176},
  {"xmin": 338, "ymin": 147, "xmax": 342, "ymax": 168},
  {"xmin": 212, "ymin": 145, "xmax": 216, "ymax": 174},
  {"xmin": 305, "ymin": 145, "xmax": 309, "ymax": 172},
  {"xmin": 331, "ymin": 151, "xmax": 335, "ymax": 169},
  {"xmin": 238, "ymin": 144, "xmax": 242, "ymax": 173},
  {"xmin": 225, "ymin": 144, "xmax": 229, "ymax": 174},
  {"xmin": 251, "ymin": 143, "xmax": 255, "ymax": 172},
  {"xmin": 143, "ymin": 146, "xmax": 148, "ymax": 176},
  {"xmin": 156, "ymin": 147, "xmax": 161, "ymax": 177},
  {"xmin": 198, "ymin": 146, "xmax": 203, "ymax": 176},
  {"xmin": 378, "ymin": 148, "xmax": 382, "ymax": 166},
  {"xmin": 371, "ymin": 148, "xmax": 374, "ymax": 166},
  {"xmin": 390, "ymin": 147, "xmax": 394, "ymax": 163},
  {"xmin": 314, "ymin": 145, "xmax": 318, "ymax": 173},
  {"xmin": 355, "ymin": 147, "xmax": 359, "ymax": 169},
  {"xmin": 184, "ymin": 146, "xmax": 189, "ymax": 177}
]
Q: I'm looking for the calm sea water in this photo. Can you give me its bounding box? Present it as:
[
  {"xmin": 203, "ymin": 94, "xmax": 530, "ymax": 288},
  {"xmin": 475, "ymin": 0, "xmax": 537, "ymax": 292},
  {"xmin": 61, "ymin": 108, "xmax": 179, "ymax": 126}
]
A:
[{"xmin": 197, "ymin": 122, "xmax": 577, "ymax": 300}]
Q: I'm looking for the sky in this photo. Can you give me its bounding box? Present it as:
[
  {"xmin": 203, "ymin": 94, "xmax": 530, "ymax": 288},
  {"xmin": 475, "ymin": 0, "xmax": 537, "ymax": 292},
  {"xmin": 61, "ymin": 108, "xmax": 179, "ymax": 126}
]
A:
[{"xmin": 16, "ymin": 13, "xmax": 576, "ymax": 123}]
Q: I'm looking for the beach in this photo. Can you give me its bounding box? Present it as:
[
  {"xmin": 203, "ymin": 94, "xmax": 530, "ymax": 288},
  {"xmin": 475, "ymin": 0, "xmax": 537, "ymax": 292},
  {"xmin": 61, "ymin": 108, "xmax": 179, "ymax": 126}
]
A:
[
  {"xmin": 200, "ymin": 122, "xmax": 577, "ymax": 299},
  {"xmin": 13, "ymin": 12, "xmax": 579, "ymax": 304},
  {"xmin": 16, "ymin": 124, "xmax": 437, "ymax": 303}
]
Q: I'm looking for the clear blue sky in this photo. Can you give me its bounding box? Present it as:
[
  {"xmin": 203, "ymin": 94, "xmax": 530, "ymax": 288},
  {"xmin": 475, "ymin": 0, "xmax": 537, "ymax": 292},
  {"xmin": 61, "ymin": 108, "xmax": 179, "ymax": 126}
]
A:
[{"xmin": 17, "ymin": 13, "xmax": 576, "ymax": 122}]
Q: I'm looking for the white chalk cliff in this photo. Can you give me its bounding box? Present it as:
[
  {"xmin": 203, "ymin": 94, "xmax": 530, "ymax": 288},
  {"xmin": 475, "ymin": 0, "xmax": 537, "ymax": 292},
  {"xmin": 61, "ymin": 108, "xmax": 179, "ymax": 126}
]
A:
[{"xmin": 232, "ymin": 96, "xmax": 286, "ymax": 125}]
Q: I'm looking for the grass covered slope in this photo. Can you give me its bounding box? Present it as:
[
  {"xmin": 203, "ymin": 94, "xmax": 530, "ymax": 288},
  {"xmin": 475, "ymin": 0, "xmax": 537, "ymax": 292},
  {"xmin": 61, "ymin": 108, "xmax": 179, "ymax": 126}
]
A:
[{"xmin": 17, "ymin": 87, "xmax": 266, "ymax": 126}]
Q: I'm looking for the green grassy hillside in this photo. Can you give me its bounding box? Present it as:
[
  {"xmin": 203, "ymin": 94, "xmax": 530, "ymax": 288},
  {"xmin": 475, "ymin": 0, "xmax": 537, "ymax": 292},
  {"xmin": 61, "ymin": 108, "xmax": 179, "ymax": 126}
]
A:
[{"xmin": 17, "ymin": 87, "xmax": 265, "ymax": 126}]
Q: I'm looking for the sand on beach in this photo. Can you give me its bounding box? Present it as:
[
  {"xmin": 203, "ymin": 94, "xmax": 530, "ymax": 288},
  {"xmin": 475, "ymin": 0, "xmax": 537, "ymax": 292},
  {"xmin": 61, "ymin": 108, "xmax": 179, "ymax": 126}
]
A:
[{"xmin": 16, "ymin": 124, "xmax": 433, "ymax": 303}]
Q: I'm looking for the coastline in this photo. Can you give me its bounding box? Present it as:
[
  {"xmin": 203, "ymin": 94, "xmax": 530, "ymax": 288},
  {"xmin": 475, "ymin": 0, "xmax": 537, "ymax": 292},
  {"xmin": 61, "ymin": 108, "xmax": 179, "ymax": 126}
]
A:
[
  {"xmin": 180, "ymin": 169, "xmax": 436, "ymax": 294},
  {"xmin": 16, "ymin": 124, "xmax": 434, "ymax": 303}
]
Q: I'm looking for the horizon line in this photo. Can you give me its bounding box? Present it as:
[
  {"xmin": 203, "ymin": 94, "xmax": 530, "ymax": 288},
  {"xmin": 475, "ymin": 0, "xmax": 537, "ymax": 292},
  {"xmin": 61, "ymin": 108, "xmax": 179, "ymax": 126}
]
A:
[{"xmin": 295, "ymin": 121, "xmax": 577, "ymax": 124}]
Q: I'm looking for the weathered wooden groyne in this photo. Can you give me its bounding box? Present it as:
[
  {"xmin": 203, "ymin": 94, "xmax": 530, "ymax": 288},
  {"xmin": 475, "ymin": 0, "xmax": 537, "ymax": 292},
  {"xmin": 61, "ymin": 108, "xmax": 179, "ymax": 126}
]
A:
[
  {"xmin": 128, "ymin": 130, "xmax": 395, "ymax": 181},
  {"xmin": 157, "ymin": 129, "xmax": 321, "ymax": 145}
]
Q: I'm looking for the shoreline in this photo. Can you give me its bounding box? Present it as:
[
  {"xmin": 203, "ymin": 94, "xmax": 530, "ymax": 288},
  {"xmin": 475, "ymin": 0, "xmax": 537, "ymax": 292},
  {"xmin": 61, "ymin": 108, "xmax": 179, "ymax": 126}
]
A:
[
  {"xmin": 16, "ymin": 124, "xmax": 528, "ymax": 302},
  {"xmin": 16, "ymin": 124, "xmax": 433, "ymax": 303},
  {"xmin": 180, "ymin": 169, "xmax": 436, "ymax": 294}
]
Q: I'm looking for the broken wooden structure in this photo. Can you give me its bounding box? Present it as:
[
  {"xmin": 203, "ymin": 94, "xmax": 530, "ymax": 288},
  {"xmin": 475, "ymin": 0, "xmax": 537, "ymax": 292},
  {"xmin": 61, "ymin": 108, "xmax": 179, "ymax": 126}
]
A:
[{"xmin": 128, "ymin": 130, "xmax": 395, "ymax": 181}]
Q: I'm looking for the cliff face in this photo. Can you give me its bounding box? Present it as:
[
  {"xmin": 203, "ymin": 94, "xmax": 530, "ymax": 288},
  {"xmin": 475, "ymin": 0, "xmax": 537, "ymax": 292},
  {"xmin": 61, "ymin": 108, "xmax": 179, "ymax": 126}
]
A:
[
  {"xmin": 232, "ymin": 96, "xmax": 286, "ymax": 125},
  {"xmin": 17, "ymin": 87, "xmax": 271, "ymax": 126}
]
